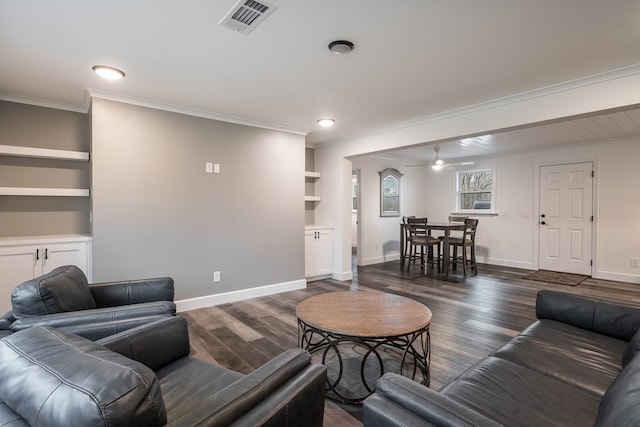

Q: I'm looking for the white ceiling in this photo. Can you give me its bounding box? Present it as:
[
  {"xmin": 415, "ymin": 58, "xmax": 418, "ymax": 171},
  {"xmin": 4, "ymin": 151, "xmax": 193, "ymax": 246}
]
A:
[
  {"xmin": 374, "ymin": 108, "xmax": 640, "ymax": 165},
  {"xmin": 2, "ymin": 1, "xmax": 640, "ymax": 153}
]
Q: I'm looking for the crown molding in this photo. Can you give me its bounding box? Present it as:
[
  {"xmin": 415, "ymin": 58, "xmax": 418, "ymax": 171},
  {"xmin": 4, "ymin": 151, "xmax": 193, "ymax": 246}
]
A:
[
  {"xmin": 322, "ymin": 63, "xmax": 640, "ymax": 147},
  {"xmin": 0, "ymin": 92, "xmax": 89, "ymax": 114},
  {"xmin": 86, "ymin": 88, "xmax": 308, "ymax": 136},
  {"xmin": 0, "ymin": 89, "xmax": 308, "ymax": 136},
  {"xmin": 3, "ymin": 63, "xmax": 640, "ymax": 142}
]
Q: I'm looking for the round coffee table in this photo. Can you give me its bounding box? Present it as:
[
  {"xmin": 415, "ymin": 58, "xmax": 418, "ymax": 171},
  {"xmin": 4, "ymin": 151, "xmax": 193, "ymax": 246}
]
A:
[{"xmin": 296, "ymin": 291, "xmax": 431, "ymax": 404}]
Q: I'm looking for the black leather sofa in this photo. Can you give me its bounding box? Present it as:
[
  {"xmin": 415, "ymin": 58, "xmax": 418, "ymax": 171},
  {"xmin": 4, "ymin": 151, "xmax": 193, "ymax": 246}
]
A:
[
  {"xmin": 0, "ymin": 316, "xmax": 327, "ymax": 426},
  {"xmin": 363, "ymin": 290, "xmax": 640, "ymax": 427},
  {"xmin": 0, "ymin": 265, "xmax": 176, "ymax": 340}
]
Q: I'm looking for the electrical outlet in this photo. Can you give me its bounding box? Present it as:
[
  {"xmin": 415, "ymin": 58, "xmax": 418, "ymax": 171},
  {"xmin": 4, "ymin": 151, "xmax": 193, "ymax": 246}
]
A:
[
  {"xmin": 213, "ymin": 271, "xmax": 221, "ymax": 282},
  {"xmin": 631, "ymin": 258, "xmax": 639, "ymax": 268}
]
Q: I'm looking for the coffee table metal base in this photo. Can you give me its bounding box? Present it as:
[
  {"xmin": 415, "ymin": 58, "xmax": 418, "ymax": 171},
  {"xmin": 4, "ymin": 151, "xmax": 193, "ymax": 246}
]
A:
[{"xmin": 297, "ymin": 319, "xmax": 430, "ymax": 404}]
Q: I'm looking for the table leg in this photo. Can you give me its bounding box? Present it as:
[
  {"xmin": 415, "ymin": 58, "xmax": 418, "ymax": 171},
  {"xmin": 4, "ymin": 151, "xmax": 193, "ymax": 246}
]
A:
[
  {"xmin": 400, "ymin": 224, "xmax": 405, "ymax": 268},
  {"xmin": 442, "ymin": 230, "xmax": 450, "ymax": 276},
  {"xmin": 298, "ymin": 318, "xmax": 430, "ymax": 404}
]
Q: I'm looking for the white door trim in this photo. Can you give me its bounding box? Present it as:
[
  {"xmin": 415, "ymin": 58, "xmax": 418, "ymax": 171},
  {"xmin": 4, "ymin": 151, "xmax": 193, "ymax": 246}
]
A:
[
  {"xmin": 353, "ymin": 168, "xmax": 362, "ymax": 267},
  {"xmin": 533, "ymin": 158, "xmax": 598, "ymax": 275}
]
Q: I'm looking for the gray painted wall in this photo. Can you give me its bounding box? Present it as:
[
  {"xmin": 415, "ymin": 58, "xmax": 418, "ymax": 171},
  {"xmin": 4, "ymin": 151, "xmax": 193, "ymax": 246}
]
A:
[
  {"xmin": 0, "ymin": 101, "xmax": 90, "ymax": 237},
  {"xmin": 91, "ymin": 98, "xmax": 305, "ymax": 300}
]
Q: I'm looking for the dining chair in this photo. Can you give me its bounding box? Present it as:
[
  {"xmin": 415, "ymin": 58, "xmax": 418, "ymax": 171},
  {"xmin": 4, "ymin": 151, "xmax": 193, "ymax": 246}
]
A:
[
  {"xmin": 449, "ymin": 218, "xmax": 479, "ymax": 277},
  {"xmin": 402, "ymin": 216, "xmax": 416, "ymax": 266},
  {"xmin": 406, "ymin": 217, "xmax": 441, "ymax": 274},
  {"xmin": 437, "ymin": 215, "xmax": 468, "ymax": 243}
]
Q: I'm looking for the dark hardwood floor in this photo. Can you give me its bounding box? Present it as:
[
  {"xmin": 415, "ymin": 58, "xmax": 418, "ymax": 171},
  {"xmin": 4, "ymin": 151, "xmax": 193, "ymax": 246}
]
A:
[{"xmin": 181, "ymin": 259, "xmax": 640, "ymax": 426}]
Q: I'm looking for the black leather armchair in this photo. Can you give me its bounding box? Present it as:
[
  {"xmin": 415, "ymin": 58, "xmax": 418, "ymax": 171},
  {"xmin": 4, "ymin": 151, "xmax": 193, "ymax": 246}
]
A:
[
  {"xmin": 1, "ymin": 265, "xmax": 176, "ymax": 340},
  {"xmin": 0, "ymin": 316, "xmax": 327, "ymax": 426}
]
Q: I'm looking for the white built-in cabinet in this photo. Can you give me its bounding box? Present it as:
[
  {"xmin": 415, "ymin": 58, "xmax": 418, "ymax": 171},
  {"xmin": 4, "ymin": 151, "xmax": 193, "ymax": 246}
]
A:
[
  {"xmin": 305, "ymin": 226, "xmax": 333, "ymax": 279},
  {"xmin": 0, "ymin": 235, "xmax": 92, "ymax": 313}
]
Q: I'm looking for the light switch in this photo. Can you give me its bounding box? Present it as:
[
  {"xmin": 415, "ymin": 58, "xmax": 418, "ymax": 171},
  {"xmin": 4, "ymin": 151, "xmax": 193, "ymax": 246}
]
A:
[
  {"xmin": 205, "ymin": 162, "xmax": 213, "ymax": 174},
  {"xmin": 214, "ymin": 163, "xmax": 220, "ymax": 174}
]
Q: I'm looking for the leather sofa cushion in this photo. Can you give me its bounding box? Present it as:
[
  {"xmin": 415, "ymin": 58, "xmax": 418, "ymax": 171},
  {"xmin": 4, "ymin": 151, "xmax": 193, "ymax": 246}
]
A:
[
  {"xmin": 491, "ymin": 319, "xmax": 625, "ymax": 396},
  {"xmin": 622, "ymin": 327, "xmax": 640, "ymax": 367},
  {"xmin": 536, "ymin": 290, "xmax": 640, "ymax": 341},
  {"xmin": 155, "ymin": 357, "xmax": 243, "ymax": 424},
  {"xmin": 98, "ymin": 316, "xmax": 191, "ymax": 371},
  {"xmin": 0, "ymin": 326, "xmax": 166, "ymax": 427},
  {"xmin": 595, "ymin": 351, "xmax": 640, "ymax": 426},
  {"xmin": 11, "ymin": 265, "xmax": 96, "ymax": 318},
  {"xmin": 439, "ymin": 356, "xmax": 602, "ymax": 427},
  {"xmin": 0, "ymin": 400, "xmax": 28, "ymax": 426}
]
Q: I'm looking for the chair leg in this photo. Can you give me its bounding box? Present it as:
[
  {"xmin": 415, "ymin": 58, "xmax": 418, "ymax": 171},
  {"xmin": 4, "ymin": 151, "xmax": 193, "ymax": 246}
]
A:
[
  {"xmin": 404, "ymin": 238, "xmax": 411, "ymax": 266},
  {"xmin": 471, "ymin": 244, "xmax": 477, "ymax": 275},
  {"xmin": 462, "ymin": 244, "xmax": 468, "ymax": 277},
  {"xmin": 451, "ymin": 246, "xmax": 458, "ymax": 270},
  {"xmin": 431, "ymin": 244, "xmax": 438, "ymax": 273}
]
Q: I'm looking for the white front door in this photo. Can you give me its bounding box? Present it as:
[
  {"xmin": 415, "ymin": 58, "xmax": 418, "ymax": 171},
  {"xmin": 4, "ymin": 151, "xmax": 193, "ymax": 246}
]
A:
[{"xmin": 539, "ymin": 162, "xmax": 593, "ymax": 275}]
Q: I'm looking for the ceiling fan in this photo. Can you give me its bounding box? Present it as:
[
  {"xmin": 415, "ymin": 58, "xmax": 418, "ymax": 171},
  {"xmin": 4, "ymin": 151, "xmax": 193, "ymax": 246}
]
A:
[{"xmin": 405, "ymin": 146, "xmax": 474, "ymax": 171}]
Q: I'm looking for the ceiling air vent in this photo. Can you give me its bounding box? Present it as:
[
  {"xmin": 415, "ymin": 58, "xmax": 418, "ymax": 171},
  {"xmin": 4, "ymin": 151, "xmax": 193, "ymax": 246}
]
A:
[{"xmin": 219, "ymin": 0, "xmax": 277, "ymax": 34}]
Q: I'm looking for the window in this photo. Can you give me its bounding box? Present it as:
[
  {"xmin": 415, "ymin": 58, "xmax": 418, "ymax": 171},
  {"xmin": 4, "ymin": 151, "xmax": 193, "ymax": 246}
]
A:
[
  {"xmin": 379, "ymin": 168, "xmax": 403, "ymax": 217},
  {"xmin": 456, "ymin": 169, "xmax": 495, "ymax": 212}
]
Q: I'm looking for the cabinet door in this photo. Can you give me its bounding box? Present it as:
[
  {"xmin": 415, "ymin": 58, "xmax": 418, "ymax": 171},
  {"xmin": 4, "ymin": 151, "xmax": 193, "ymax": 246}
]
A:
[
  {"xmin": 0, "ymin": 245, "xmax": 41, "ymax": 313},
  {"xmin": 304, "ymin": 231, "xmax": 317, "ymax": 277},
  {"xmin": 42, "ymin": 242, "xmax": 88, "ymax": 276},
  {"xmin": 315, "ymin": 229, "xmax": 333, "ymax": 276}
]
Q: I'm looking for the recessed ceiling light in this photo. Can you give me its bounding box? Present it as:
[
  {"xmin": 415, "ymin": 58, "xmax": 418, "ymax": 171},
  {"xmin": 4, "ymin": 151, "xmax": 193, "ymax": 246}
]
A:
[
  {"xmin": 317, "ymin": 118, "xmax": 335, "ymax": 127},
  {"xmin": 92, "ymin": 65, "xmax": 125, "ymax": 80},
  {"xmin": 328, "ymin": 40, "xmax": 354, "ymax": 54}
]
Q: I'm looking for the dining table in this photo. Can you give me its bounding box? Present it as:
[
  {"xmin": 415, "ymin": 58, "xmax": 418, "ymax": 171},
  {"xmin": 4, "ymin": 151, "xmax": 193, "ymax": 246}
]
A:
[{"xmin": 400, "ymin": 221, "xmax": 466, "ymax": 276}]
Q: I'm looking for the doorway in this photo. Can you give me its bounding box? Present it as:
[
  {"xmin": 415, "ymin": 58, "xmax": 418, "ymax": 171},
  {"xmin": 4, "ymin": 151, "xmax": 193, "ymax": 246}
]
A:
[
  {"xmin": 352, "ymin": 169, "xmax": 361, "ymax": 270},
  {"xmin": 538, "ymin": 162, "xmax": 594, "ymax": 275}
]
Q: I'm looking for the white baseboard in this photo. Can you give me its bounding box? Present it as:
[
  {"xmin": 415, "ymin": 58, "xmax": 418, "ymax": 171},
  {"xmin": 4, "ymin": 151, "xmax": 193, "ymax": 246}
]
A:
[
  {"xmin": 361, "ymin": 253, "xmax": 401, "ymax": 266},
  {"xmin": 175, "ymin": 279, "xmax": 307, "ymax": 312},
  {"xmin": 332, "ymin": 270, "xmax": 353, "ymax": 281},
  {"xmin": 594, "ymin": 270, "xmax": 640, "ymax": 284},
  {"xmin": 477, "ymin": 257, "xmax": 535, "ymax": 270}
]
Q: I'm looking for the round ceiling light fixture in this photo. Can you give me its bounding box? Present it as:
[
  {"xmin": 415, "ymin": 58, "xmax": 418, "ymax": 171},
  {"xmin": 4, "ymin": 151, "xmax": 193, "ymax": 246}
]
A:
[
  {"xmin": 92, "ymin": 65, "xmax": 125, "ymax": 80},
  {"xmin": 328, "ymin": 40, "xmax": 354, "ymax": 54},
  {"xmin": 317, "ymin": 118, "xmax": 335, "ymax": 127}
]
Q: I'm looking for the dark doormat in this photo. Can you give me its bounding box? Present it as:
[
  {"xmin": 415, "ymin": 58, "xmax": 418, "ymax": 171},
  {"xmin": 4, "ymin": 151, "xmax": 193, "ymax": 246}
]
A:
[{"xmin": 522, "ymin": 270, "xmax": 589, "ymax": 286}]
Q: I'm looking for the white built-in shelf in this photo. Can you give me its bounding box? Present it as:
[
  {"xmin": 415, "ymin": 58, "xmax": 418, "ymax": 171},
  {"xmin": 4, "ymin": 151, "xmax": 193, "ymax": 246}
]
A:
[
  {"xmin": 305, "ymin": 195, "xmax": 321, "ymax": 202},
  {"xmin": 305, "ymin": 171, "xmax": 321, "ymax": 179},
  {"xmin": 0, "ymin": 187, "xmax": 90, "ymax": 197},
  {"xmin": 0, "ymin": 144, "xmax": 89, "ymax": 161}
]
